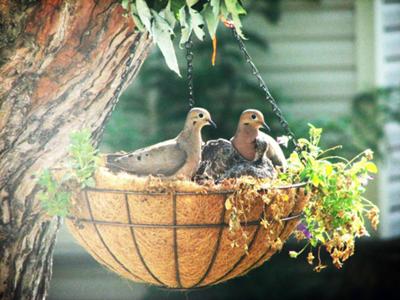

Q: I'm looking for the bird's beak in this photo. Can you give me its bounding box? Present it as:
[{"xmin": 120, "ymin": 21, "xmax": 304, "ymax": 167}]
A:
[
  {"xmin": 261, "ymin": 121, "xmax": 270, "ymax": 131},
  {"xmin": 208, "ymin": 119, "xmax": 217, "ymax": 128}
]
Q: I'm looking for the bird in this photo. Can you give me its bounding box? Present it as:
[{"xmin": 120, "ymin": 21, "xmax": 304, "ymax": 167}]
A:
[
  {"xmin": 106, "ymin": 107, "xmax": 216, "ymax": 179},
  {"xmin": 196, "ymin": 109, "xmax": 286, "ymax": 180},
  {"xmin": 232, "ymin": 109, "xmax": 287, "ymax": 170}
]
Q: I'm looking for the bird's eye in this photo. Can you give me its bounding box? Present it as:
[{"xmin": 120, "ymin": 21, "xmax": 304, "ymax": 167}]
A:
[
  {"xmin": 251, "ymin": 114, "xmax": 257, "ymax": 120},
  {"xmin": 199, "ymin": 113, "xmax": 204, "ymax": 118}
]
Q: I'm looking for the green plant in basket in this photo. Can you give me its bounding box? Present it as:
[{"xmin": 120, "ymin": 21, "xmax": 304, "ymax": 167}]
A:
[
  {"xmin": 282, "ymin": 124, "xmax": 379, "ymax": 270},
  {"xmin": 225, "ymin": 124, "xmax": 379, "ymax": 271}
]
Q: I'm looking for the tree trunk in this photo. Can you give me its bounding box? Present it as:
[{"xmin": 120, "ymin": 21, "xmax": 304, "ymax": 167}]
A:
[{"xmin": 0, "ymin": 1, "xmax": 152, "ymax": 299}]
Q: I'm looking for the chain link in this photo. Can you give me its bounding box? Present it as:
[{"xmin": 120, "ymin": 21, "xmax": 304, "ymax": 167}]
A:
[
  {"xmin": 185, "ymin": 36, "xmax": 195, "ymax": 109},
  {"xmin": 94, "ymin": 37, "xmax": 141, "ymax": 144},
  {"xmin": 230, "ymin": 27, "xmax": 297, "ymax": 147}
]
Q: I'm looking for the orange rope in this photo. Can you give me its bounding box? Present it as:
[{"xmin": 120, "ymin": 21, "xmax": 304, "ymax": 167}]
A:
[{"xmin": 212, "ymin": 35, "xmax": 217, "ymax": 66}]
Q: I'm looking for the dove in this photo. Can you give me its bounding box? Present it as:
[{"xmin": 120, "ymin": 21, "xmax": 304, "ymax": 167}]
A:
[
  {"xmin": 231, "ymin": 109, "xmax": 287, "ymax": 170},
  {"xmin": 196, "ymin": 109, "xmax": 286, "ymax": 181},
  {"xmin": 107, "ymin": 107, "xmax": 216, "ymax": 179}
]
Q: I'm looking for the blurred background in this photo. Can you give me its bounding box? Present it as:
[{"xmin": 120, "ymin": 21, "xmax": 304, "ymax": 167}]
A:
[{"xmin": 49, "ymin": 0, "xmax": 400, "ymax": 299}]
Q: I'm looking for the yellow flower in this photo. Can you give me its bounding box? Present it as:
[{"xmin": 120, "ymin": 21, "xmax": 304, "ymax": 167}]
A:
[{"xmin": 307, "ymin": 252, "xmax": 315, "ymax": 265}]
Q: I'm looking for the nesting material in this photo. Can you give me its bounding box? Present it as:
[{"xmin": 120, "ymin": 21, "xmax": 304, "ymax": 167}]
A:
[{"xmin": 66, "ymin": 167, "xmax": 309, "ymax": 289}]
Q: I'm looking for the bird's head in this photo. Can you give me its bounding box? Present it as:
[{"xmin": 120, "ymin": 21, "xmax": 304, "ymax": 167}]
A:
[
  {"xmin": 239, "ymin": 109, "xmax": 270, "ymax": 131},
  {"xmin": 186, "ymin": 107, "xmax": 217, "ymax": 129}
]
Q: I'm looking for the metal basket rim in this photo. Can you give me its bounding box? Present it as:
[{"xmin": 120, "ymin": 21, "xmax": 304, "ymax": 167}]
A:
[{"xmin": 82, "ymin": 181, "xmax": 308, "ymax": 196}]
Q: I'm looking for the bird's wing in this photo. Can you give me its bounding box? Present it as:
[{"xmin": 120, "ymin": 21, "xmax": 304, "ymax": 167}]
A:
[
  {"xmin": 108, "ymin": 139, "xmax": 187, "ymax": 176},
  {"xmin": 201, "ymin": 139, "xmax": 232, "ymax": 160},
  {"xmin": 258, "ymin": 132, "xmax": 287, "ymax": 168},
  {"xmin": 254, "ymin": 137, "xmax": 268, "ymax": 161},
  {"xmin": 198, "ymin": 139, "xmax": 233, "ymax": 178}
]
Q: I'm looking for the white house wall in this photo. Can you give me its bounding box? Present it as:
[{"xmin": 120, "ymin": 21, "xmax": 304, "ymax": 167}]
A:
[
  {"xmin": 375, "ymin": 0, "xmax": 400, "ymax": 238},
  {"xmin": 244, "ymin": 0, "xmax": 357, "ymax": 118}
]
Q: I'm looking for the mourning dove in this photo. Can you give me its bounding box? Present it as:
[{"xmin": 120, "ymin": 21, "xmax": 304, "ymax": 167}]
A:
[
  {"xmin": 231, "ymin": 109, "xmax": 287, "ymax": 170},
  {"xmin": 107, "ymin": 107, "xmax": 216, "ymax": 179},
  {"xmin": 196, "ymin": 109, "xmax": 286, "ymax": 180}
]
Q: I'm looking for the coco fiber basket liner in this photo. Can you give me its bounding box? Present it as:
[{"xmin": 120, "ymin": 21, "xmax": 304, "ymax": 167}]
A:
[{"xmin": 66, "ymin": 167, "xmax": 310, "ymax": 289}]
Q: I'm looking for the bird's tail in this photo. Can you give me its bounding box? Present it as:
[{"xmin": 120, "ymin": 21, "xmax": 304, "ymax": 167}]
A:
[{"xmin": 105, "ymin": 153, "xmax": 132, "ymax": 173}]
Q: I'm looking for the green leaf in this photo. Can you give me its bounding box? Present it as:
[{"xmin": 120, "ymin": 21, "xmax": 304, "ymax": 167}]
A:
[
  {"xmin": 171, "ymin": 0, "xmax": 186, "ymax": 16},
  {"xmin": 38, "ymin": 169, "xmax": 51, "ymax": 186},
  {"xmin": 210, "ymin": 0, "xmax": 220, "ymax": 16},
  {"xmin": 325, "ymin": 164, "xmax": 333, "ymax": 176},
  {"xmin": 85, "ymin": 177, "xmax": 96, "ymax": 188},
  {"xmin": 224, "ymin": 0, "xmax": 236, "ymax": 13},
  {"xmin": 136, "ymin": 0, "xmax": 152, "ymax": 32},
  {"xmin": 220, "ymin": 1, "xmax": 228, "ymax": 18},
  {"xmin": 131, "ymin": 3, "xmax": 145, "ymax": 31},
  {"xmin": 204, "ymin": 2, "xmax": 219, "ymax": 38},
  {"xmin": 231, "ymin": 12, "xmax": 244, "ymax": 37},
  {"xmin": 121, "ymin": 0, "xmax": 130, "ymax": 10},
  {"xmin": 186, "ymin": 0, "xmax": 199, "ymax": 7},
  {"xmin": 311, "ymin": 174, "xmax": 321, "ymax": 187},
  {"xmin": 179, "ymin": 6, "xmax": 192, "ymax": 46},
  {"xmin": 224, "ymin": 0, "xmax": 246, "ymax": 38},
  {"xmin": 289, "ymin": 251, "xmax": 299, "ymax": 258},
  {"xmin": 152, "ymin": 0, "xmax": 169, "ymax": 12},
  {"xmin": 189, "ymin": 8, "xmax": 205, "ymax": 41},
  {"xmin": 315, "ymin": 233, "xmax": 326, "ymax": 244},
  {"xmin": 161, "ymin": 1, "xmax": 176, "ymax": 28},
  {"xmin": 152, "ymin": 13, "xmax": 181, "ymax": 76}
]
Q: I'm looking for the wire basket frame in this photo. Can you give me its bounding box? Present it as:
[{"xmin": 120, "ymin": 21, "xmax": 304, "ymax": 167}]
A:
[{"xmin": 66, "ymin": 182, "xmax": 309, "ymax": 290}]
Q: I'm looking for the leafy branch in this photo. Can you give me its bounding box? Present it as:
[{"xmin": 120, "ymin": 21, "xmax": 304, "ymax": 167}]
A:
[{"xmin": 121, "ymin": 0, "xmax": 246, "ymax": 75}]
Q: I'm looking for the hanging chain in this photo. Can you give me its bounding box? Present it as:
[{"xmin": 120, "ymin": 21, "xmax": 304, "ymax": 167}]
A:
[
  {"xmin": 229, "ymin": 26, "xmax": 297, "ymax": 147},
  {"xmin": 185, "ymin": 36, "xmax": 195, "ymax": 109},
  {"xmin": 94, "ymin": 36, "xmax": 142, "ymax": 145}
]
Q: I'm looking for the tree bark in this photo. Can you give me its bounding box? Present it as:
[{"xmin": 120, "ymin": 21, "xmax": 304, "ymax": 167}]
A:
[{"xmin": 0, "ymin": 1, "xmax": 152, "ymax": 299}]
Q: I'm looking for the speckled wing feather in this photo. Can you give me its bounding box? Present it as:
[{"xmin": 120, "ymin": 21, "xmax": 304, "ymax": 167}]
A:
[
  {"xmin": 254, "ymin": 136, "xmax": 268, "ymax": 161},
  {"xmin": 258, "ymin": 132, "xmax": 287, "ymax": 168},
  {"xmin": 197, "ymin": 138, "xmax": 275, "ymax": 180},
  {"xmin": 107, "ymin": 139, "xmax": 187, "ymax": 176},
  {"xmin": 198, "ymin": 139, "xmax": 233, "ymax": 178}
]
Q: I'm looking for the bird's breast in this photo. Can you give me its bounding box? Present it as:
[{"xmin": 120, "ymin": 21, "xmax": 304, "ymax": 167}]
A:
[{"xmin": 232, "ymin": 139, "xmax": 256, "ymax": 161}]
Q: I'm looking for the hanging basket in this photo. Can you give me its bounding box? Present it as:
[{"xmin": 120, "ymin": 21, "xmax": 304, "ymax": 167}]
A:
[{"xmin": 65, "ymin": 168, "xmax": 310, "ymax": 289}]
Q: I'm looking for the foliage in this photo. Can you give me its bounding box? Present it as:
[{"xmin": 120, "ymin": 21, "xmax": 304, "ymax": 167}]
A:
[
  {"xmin": 37, "ymin": 130, "xmax": 99, "ymax": 216},
  {"xmin": 225, "ymin": 125, "xmax": 379, "ymax": 270},
  {"xmin": 282, "ymin": 125, "xmax": 379, "ymax": 270},
  {"xmin": 351, "ymin": 86, "xmax": 400, "ymax": 158},
  {"xmin": 121, "ymin": 0, "xmax": 247, "ymax": 74},
  {"xmin": 67, "ymin": 129, "xmax": 99, "ymax": 188},
  {"xmin": 37, "ymin": 170, "xmax": 71, "ymax": 217}
]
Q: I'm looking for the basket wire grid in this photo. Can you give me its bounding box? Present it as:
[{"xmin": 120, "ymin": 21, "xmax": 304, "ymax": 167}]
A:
[{"xmin": 67, "ymin": 182, "xmax": 306, "ymax": 290}]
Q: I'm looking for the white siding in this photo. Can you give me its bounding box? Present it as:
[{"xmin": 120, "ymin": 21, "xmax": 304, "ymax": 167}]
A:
[
  {"xmin": 375, "ymin": 0, "xmax": 400, "ymax": 86},
  {"xmin": 244, "ymin": 0, "xmax": 357, "ymax": 118},
  {"xmin": 375, "ymin": 0, "xmax": 400, "ymax": 238},
  {"xmin": 380, "ymin": 121, "xmax": 400, "ymax": 238}
]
